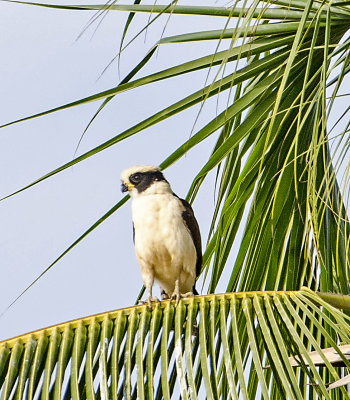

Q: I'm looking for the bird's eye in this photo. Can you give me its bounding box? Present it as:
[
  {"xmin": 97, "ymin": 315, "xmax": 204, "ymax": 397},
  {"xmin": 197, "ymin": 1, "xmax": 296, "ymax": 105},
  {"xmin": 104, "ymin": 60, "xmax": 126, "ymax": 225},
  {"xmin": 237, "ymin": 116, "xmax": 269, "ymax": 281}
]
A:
[{"xmin": 130, "ymin": 173, "xmax": 141, "ymax": 184}]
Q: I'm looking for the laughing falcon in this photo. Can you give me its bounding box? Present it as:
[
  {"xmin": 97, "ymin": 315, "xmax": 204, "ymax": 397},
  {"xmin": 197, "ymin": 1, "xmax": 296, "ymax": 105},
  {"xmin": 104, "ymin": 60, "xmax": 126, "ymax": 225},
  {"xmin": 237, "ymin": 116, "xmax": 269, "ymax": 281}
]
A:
[{"xmin": 121, "ymin": 165, "xmax": 202, "ymax": 306}]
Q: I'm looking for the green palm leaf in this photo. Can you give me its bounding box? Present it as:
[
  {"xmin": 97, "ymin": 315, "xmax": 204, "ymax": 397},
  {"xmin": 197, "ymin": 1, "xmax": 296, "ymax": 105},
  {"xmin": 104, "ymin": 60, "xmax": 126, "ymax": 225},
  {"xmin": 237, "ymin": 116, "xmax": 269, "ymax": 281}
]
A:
[{"xmin": 1, "ymin": 290, "xmax": 350, "ymax": 399}]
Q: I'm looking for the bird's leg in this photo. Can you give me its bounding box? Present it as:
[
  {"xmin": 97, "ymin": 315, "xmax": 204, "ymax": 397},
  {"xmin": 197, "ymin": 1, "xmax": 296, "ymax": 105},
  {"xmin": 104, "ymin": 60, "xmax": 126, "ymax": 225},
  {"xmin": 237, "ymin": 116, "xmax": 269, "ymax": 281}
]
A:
[
  {"xmin": 171, "ymin": 280, "xmax": 196, "ymax": 306},
  {"xmin": 146, "ymin": 286, "xmax": 159, "ymax": 308},
  {"xmin": 171, "ymin": 279, "xmax": 182, "ymax": 306},
  {"xmin": 139, "ymin": 286, "xmax": 159, "ymax": 308},
  {"xmin": 139, "ymin": 272, "xmax": 159, "ymax": 308}
]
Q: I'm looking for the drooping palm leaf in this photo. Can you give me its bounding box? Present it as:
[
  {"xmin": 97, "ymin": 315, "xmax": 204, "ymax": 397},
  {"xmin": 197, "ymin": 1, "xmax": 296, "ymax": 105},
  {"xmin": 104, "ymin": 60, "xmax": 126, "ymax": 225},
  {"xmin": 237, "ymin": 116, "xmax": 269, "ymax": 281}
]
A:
[{"xmin": 1, "ymin": 290, "xmax": 350, "ymax": 399}]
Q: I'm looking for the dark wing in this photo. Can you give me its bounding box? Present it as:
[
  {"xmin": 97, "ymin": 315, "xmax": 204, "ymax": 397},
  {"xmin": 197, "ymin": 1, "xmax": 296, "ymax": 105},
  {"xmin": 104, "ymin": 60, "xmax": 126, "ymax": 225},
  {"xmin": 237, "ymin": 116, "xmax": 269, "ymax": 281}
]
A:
[{"xmin": 178, "ymin": 197, "xmax": 202, "ymax": 278}]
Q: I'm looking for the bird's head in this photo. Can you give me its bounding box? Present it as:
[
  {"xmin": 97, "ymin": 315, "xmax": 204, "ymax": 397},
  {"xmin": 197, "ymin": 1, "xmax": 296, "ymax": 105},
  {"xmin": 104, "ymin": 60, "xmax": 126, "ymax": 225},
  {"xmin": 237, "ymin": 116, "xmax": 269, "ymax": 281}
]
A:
[{"xmin": 120, "ymin": 165, "xmax": 171, "ymax": 197}]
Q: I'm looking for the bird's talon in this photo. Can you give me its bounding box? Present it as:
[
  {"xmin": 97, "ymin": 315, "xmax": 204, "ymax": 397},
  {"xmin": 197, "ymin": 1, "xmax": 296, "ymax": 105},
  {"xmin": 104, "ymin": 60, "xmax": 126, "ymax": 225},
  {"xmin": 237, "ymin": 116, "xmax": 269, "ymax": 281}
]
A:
[
  {"xmin": 182, "ymin": 291, "xmax": 194, "ymax": 298},
  {"xmin": 170, "ymin": 291, "xmax": 195, "ymax": 306},
  {"xmin": 170, "ymin": 292, "xmax": 182, "ymax": 306},
  {"xmin": 147, "ymin": 296, "xmax": 160, "ymax": 308}
]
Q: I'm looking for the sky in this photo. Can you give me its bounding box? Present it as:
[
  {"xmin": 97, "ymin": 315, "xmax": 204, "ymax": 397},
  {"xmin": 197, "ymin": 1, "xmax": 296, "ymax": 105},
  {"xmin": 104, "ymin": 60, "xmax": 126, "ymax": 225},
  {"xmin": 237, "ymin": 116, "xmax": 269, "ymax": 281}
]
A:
[{"xmin": 0, "ymin": 0, "xmax": 233, "ymax": 341}]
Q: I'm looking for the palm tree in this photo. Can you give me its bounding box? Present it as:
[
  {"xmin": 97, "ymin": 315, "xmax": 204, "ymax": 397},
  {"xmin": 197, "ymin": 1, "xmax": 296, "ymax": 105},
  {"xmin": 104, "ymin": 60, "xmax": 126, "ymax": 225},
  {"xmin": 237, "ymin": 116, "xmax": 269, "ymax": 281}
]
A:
[{"xmin": 1, "ymin": 0, "xmax": 350, "ymax": 398}]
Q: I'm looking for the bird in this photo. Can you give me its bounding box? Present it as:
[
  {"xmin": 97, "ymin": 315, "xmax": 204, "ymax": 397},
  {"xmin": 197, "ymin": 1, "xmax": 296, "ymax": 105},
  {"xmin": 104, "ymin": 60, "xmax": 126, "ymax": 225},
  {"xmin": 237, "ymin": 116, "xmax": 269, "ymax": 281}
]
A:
[{"xmin": 120, "ymin": 165, "xmax": 202, "ymax": 307}]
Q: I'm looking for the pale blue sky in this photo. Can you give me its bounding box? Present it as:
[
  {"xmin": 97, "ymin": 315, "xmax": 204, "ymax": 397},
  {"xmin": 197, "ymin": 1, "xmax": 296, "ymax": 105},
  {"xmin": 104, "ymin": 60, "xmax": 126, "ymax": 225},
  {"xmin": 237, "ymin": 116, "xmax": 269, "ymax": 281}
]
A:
[{"xmin": 0, "ymin": 0, "xmax": 230, "ymax": 341}]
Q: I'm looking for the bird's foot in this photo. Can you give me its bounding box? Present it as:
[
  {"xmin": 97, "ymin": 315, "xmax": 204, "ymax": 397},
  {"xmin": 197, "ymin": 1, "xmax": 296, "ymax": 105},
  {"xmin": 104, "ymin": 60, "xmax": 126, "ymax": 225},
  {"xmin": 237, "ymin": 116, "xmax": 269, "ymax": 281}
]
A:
[
  {"xmin": 182, "ymin": 291, "xmax": 194, "ymax": 298},
  {"xmin": 171, "ymin": 292, "xmax": 180, "ymax": 306},
  {"xmin": 139, "ymin": 296, "xmax": 160, "ymax": 308},
  {"xmin": 147, "ymin": 295, "xmax": 160, "ymax": 308},
  {"xmin": 171, "ymin": 291, "xmax": 194, "ymax": 306}
]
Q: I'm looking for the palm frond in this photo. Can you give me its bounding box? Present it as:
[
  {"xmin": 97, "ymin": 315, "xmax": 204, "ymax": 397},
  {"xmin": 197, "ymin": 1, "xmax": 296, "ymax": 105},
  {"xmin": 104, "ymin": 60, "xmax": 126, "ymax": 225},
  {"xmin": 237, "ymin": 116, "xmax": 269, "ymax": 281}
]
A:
[{"xmin": 1, "ymin": 290, "xmax": 350, "ymax": 399}]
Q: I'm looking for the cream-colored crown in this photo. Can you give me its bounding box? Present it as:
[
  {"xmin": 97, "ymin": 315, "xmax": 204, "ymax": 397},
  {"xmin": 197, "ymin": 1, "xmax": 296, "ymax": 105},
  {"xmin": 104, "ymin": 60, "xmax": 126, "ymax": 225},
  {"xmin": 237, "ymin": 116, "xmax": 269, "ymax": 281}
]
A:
[{"xmin": 120, "ymin": 165, "xmax": 160, "ymax": 182}]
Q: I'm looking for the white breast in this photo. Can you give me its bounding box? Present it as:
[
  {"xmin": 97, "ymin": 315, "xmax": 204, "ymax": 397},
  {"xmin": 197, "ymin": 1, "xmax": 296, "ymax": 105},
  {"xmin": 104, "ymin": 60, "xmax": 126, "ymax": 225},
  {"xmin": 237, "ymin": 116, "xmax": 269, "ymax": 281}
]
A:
[{"xmin": 132, "ymin": 193, "xmax": 197, "ymax": 295}]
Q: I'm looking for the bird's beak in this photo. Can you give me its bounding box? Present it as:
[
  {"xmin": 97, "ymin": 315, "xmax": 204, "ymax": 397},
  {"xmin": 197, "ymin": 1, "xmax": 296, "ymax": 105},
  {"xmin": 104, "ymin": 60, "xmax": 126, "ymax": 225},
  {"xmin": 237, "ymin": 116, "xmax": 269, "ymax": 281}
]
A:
[
  {"xmin": 121, "ymin": 182, "xmax": 128, "ymax": 192},
  {"xmin": 121, "ymin": 181, "xmax": 134, "ymax": 193}
]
